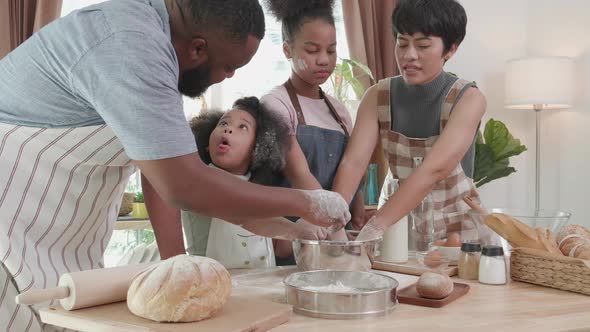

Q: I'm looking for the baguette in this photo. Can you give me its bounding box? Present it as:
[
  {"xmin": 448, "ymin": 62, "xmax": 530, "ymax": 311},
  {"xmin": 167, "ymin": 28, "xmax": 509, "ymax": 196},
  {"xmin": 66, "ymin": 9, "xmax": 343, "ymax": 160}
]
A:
[{"xmin": 483, "ymin": 213, "xmax": 562, "ymax": 255}]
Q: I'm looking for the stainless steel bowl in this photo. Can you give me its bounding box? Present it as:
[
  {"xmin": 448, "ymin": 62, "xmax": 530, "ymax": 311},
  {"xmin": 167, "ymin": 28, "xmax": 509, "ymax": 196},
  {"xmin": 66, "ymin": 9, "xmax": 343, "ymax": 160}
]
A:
[
  {"xmin": 292, "ymin": 230, "xmax": 381, "ymax": 272},
  {"xmin": 283, "ymin": 270, "xmax": 398, "ymax": 319}
]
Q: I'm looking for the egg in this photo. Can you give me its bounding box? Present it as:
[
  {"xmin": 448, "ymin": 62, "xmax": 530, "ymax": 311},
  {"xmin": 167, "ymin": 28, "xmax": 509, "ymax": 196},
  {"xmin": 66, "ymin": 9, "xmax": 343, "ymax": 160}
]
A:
[
  {"xmin": 444, "ymin": 233, "xmax": 461, "ymax": 247},
  {"xmin": 433, "ymin": 239, "xmax": 447, "ymax": 246},
  {"xmin": 424, "ymin": 250, "xmax": 444, "ymax": 268}
]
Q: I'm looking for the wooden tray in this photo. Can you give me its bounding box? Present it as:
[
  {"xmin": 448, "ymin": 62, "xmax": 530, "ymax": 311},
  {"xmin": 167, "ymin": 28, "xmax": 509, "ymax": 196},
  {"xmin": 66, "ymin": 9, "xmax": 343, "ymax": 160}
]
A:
[
  {"xmin": 397, "ymin": 282, "xmax": 470, "ymax": 308},
  {"xmin": 40, "ymin": 291, "xmax": 291, "ymax": 332},
  {"xmin": 373, "ymin": 258, "xmax": 458, "ymax": 277}
]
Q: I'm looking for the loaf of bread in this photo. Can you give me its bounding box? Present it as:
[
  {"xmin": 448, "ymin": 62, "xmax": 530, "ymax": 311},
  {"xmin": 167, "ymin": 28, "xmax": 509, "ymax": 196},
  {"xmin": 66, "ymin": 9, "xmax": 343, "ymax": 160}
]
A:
[
  {"xmin": 556, "ymin": 224, "xmax": 590, "ymax": 259},
  {"xmin": 416, "ymin": 271, "xmax": 454, "ymax": 299},
  {"xmin": 127, "ymin": 255, "xmax": 231, "ymax": 322},
  {"xmin": 483, "ymin": 213, "xmax": 562, "ymax": 255}
]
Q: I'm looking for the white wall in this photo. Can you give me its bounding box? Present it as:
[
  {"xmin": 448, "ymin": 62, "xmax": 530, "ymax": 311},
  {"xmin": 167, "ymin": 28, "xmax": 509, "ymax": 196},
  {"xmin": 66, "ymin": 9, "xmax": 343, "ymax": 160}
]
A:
[
  {"xmin": 446, "ymin": 1, "xmax": 590, "ymax": 227},
  {"xmin": 526, "ymin": 0, "xmax": 590, "ymax": 227},
  {"xmin": 446, "ymin": 0, "xmax": 532, "ymax": 210}
]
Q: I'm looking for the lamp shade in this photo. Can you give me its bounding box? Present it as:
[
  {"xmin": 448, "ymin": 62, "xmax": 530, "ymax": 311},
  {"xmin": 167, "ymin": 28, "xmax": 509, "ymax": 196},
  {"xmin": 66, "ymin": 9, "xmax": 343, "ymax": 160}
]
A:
[{"xmin": 505, "ymin": 56, "xmax": 574, "ymax": 110}]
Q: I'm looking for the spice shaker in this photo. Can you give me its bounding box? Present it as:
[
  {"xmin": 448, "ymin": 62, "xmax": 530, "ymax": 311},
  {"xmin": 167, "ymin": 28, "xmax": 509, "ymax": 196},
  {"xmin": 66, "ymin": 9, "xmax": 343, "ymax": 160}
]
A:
[
  {"xmin": 478, "ymin": 245, "xmax": 507, "ymax": 285},
  {"xmin": 458, "ymin": 242, "xmax": 481, "ymax": 280}
]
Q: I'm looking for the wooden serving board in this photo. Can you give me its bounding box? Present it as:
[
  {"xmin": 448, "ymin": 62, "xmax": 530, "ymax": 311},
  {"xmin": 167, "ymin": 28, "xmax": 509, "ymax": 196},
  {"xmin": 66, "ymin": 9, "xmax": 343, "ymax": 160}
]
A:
[
  {"xmin": 372, "ymin": 258, "xmax": 458, "ymax": 277},
  {"xmin": 40, "ymin": 291, "xmax": 291, "ymax": 332},
  {"xmin": 397, "ymin": 282, "xmax": 470, "ymax": 308}
]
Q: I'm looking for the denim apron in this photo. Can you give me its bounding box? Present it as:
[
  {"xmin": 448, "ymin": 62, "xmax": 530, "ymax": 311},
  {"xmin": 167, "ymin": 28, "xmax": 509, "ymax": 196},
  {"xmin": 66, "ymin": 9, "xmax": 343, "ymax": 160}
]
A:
[{"xmin": 275, "ymin": 80, "xmax": 350, "ymax": 265}]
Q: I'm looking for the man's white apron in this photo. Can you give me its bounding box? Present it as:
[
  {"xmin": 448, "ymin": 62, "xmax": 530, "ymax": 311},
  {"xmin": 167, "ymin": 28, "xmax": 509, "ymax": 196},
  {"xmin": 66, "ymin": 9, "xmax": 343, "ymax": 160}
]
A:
[{"xmin": 0, "ymin": 123, "xmax": 136, "ymax": 331}]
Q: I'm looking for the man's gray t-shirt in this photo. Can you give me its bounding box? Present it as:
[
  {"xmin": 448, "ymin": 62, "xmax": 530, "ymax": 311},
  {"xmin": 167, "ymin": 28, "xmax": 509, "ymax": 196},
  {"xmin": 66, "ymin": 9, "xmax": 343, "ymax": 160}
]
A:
[{"xmin": 0, "ymin": 0, "xmax": 196, "ymax": 160}]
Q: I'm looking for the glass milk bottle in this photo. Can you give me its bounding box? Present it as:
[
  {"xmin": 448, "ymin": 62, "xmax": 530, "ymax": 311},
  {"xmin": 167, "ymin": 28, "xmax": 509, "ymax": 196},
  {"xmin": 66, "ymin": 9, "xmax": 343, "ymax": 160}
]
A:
[
  {"xmin": 409, "ymin": 157, "xmax": 445, "ymax": 253},
  {"xmin": 378, "ymin": 171, "xmax": 408, "ymax": 263}
]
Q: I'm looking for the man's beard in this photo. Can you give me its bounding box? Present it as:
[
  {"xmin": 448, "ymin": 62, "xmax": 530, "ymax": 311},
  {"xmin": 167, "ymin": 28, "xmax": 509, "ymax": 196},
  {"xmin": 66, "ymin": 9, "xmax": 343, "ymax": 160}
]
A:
[{"xmin": 178, "ymin": 63, "xmax": 212, "ymax": 98}]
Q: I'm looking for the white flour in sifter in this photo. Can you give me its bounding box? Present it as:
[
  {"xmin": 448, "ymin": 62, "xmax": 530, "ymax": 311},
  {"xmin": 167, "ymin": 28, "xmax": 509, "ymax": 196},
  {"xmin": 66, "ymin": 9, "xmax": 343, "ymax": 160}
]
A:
[{"xmin": 300, "ymin": 281, "xmax": 361, "ymax": 293}]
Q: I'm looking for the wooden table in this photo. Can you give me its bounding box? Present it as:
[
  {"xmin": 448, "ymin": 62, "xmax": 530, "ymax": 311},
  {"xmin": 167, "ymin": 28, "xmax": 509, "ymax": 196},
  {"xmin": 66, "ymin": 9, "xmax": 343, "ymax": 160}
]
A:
[
  {"xmin": 231, "ymin": 267, "xmax": 590, "ymax": 332},
  {"xmin": 39, "ymin": 266, "xmax": 590, "ymax": 331}
]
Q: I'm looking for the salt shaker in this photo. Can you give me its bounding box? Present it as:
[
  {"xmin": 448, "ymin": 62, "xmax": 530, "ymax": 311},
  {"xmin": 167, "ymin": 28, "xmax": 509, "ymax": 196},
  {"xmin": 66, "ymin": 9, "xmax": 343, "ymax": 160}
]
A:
[{"xmin": 478, "ymin": 245, "xmax": 507, "ymax": 285}]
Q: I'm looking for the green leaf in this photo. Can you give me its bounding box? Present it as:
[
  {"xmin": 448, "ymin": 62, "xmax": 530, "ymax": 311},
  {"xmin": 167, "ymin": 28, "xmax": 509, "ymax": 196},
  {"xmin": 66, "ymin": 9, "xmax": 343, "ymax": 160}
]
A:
[
  {"xmin": 482, "ymin": 118, "xmax": 527, "ymax": 161},
  {"xmin": 474, "ymin": 144, "xmax": 511, "ymax": 185},
  {"xmin": 483, "ymin": 119, "xmax": 509, "ymax": 157},
  {"xmin": 474, "ymin": 119, "xmax": 527, "ymax": 187},
  {"xmin": 349, "ymin": 78, "xmax": 366, "ymax": 98},
  {"xmin": 496, "ymin": 139, "xmax": 527, "ymax": 161},
  {"xmin": 476, "ymin": 130, "xmax": 484, "ymax": 145},
  {"xmin": 324, "ymin": 57, "xmax": 376, "ymax": 102},
  {"xmin": 475, "ymin": 167, "xmax": 516, "ymax": 188},
  {"xmin": 134, "ymin": 191, "xmax": 144, "ymax": 203},
  {"xmin": 340, "ymin": 62, "xmax": 355, "ymax": 82},
  {"xmin": 342, "ymin": 58, "xmax": 375, "ymax": 81}
]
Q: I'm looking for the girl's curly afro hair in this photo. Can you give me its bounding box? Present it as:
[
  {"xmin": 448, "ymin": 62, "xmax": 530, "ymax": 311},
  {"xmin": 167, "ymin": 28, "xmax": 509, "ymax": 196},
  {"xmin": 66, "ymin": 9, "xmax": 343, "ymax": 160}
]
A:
[
  {"xmin": 264, "ymin": 0, "xmax": 335, "ymax": 43},
  {"xmin": 189, "ymin": 96, "xmax": 291, "ymax": 185}
]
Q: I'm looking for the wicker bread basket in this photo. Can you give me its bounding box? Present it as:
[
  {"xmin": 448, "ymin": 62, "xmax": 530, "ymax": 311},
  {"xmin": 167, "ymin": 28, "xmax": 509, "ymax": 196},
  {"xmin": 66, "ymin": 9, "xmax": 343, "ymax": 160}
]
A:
[
  {"xmin": 118, "ymin": 192, "xmax": 134, "ymax": 216},
  {"xmin": 511, "ymin": 247, "xmax": 590, "ymax": 296}
]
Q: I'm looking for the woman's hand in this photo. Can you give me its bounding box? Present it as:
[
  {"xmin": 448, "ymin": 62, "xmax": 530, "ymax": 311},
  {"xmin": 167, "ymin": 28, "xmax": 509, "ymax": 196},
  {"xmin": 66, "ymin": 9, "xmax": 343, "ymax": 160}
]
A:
[{"xmin": 356, "ymin": 215, "xmax": 387, "ymax": 241}]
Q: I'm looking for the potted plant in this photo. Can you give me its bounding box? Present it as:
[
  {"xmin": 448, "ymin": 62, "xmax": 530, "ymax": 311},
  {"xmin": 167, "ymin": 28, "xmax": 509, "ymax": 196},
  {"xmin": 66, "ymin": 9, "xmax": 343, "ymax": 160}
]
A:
[
  {"xmin": 474, "ymin": 118, "xmax": 527, "ymax": 187},
  {"xmin": 132, "ymin": 192, "xmax": 149, "ymax": 219},
  {"xmin": 324, "ymin": 57, "xmax": 375, "ymax": 105}
]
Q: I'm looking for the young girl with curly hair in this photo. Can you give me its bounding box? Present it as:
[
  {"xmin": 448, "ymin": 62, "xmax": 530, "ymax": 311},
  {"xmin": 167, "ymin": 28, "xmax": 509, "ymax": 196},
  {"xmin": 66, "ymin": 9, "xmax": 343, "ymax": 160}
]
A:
[{"xmin": 182, "ymin": 96, "xmax": 326, "ymax": 268}]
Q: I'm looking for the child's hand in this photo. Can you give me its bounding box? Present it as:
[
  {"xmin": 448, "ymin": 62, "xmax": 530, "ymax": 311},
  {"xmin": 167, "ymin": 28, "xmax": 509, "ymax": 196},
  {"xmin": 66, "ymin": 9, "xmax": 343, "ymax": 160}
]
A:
[
  {"xmin": 300, "ymin": 189, "xmax": 351, "ymax": 231},
  {"xmin": 295, "ymin": 218, "xmax": 328, "ymax": 240},
  {"xmin": 352, "ymin": 208, "xmax": 376, "ymax": 230}
]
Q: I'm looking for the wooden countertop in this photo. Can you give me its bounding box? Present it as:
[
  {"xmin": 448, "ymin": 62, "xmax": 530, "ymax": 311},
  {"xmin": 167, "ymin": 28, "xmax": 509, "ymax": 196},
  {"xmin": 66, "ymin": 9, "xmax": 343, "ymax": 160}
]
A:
[
  {"xmin": 38, "ymin": 266, "xmax": 590, "ymax": 331},
  {"xmin": 231, "ymin": 267, "xmax": 590, "ymax": 332}
]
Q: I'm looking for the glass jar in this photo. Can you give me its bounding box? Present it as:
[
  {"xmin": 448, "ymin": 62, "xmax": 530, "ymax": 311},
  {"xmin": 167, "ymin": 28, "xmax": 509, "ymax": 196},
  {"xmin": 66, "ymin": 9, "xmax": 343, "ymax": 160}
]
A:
[
  {"xmin": 409, "ymin": 157, "xmax": 445, "ymax": 253},
  {"xmin": 478, "ymin": 245, "xmax": 507, "ymax": 285},
  {"xmin": 458, "ymin": 242, "xmax": 481, "ymax": 280}
]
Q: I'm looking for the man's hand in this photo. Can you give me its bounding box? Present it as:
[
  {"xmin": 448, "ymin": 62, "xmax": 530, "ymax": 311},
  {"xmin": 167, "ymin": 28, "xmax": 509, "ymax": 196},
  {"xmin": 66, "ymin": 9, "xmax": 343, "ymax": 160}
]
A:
[
  {"xmin": 294, "ymin": 218, "xmax": 328, "ymax": 240},
  {"xmin": 300, "ymin": 189, "xmax": 350, "ymax": 231}
]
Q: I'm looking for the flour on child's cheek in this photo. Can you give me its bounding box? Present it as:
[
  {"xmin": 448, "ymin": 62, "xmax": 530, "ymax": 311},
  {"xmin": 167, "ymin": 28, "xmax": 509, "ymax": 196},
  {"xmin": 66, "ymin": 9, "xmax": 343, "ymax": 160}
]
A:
[{"xmin": 293, "ymin": 58, "xmax": 308, "ymax": 71}]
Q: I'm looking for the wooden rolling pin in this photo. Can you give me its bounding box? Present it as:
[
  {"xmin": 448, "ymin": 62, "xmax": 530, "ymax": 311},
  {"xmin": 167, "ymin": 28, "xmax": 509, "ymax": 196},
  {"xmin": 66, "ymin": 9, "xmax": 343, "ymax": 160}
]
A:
[{"xmin": 16, "ymin": 262, "xmax": 153, "ymax": 310}]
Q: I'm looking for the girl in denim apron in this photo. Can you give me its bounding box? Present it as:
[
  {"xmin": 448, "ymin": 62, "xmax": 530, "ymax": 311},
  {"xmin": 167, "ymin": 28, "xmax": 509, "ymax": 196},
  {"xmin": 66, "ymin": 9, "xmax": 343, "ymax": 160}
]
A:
[
  {"xmin": 261, "ymin": 0, "xmax": 365, "ymax": 265},
  {"xmin": 332, "ymin": 0, "xmax": 486, "ymax": 242}
]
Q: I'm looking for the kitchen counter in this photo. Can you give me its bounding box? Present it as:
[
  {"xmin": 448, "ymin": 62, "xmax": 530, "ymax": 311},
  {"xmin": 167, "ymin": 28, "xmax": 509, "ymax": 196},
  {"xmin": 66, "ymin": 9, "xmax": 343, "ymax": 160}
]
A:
[
  {"xmin": 231, "ymin": 267, "xmax": 590, "ymax": 332},
  {"xmin": 39, "ymin": 265, "xmax": 590, "ymax": 332}
]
